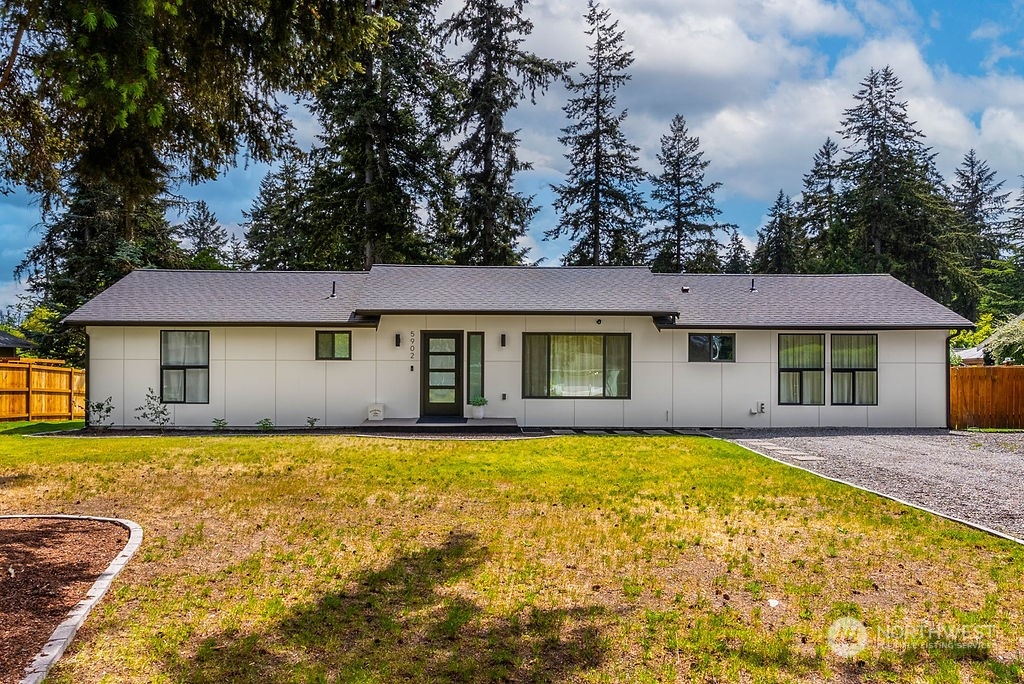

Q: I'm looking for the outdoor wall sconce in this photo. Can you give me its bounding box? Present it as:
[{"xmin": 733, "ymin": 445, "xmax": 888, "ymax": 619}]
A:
[
  {"xmin": 500, "ymin": 333, "xmax": 507, "ymax": 347},
  {"xmin": 395, "ymin": 333, "xmax": 402, "ymax": 347}
]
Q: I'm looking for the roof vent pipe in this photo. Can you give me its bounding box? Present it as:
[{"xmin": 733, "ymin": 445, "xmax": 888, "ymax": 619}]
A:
[
  {"xmin": 680, "ymin": 286, "xmax": 690, "ymax": 293},
  {"xmin": 329, "ymin": 281, "xmax": 337, "ymax": 299},
  {"xmin": 749, "ymin": 278, "xmax": 757, "ymax": 293}
]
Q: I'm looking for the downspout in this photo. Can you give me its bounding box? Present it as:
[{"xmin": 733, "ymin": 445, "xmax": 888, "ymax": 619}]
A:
[{"xmin": 945, "ymin": 332, "xmax": 952, "ymax": 430}]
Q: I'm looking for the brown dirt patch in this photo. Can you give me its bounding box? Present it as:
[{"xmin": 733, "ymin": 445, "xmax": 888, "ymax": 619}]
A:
[{"xmin": 0, "ymin": 518, "xmax": 128, "ymax": 684}]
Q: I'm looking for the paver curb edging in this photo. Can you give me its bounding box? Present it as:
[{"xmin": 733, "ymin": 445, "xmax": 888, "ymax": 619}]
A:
[
  {"xmin": 723, "ymin": 440, "xmax": 1024, "ymax": 547},
  {"xmin": 1, "ymin": 514, "xmax": 143, "ymax": 684}
]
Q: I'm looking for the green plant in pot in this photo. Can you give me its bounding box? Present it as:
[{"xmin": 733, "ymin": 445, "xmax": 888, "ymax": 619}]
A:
[{"xmin": 469, "ymin": 396, "xmax": 487, "ymax": 419}]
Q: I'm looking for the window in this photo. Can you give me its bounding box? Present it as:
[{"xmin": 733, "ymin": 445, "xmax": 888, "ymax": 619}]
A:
[
  {"xmin": 832, "ymin": 334, "xmax": 877, "ymax": 405},
  {"xmin": 688, "ymin": 334, "xmax": 735, "ymax": 362},
  {"xmin": 522, "ymin": 333, "xmax": 630, "ymax": 399},
  {"xmin": 778, "ymin": 334, "xmax": 824, "ymax": 405},
  {"xmin": 160, "ymin": 331, "xmax": 209, "ymax": 404},
  {"xmin": 467, "ymin": 332, "xmax": 484, "ymax": 402},
  {"xmin": 316, "ymin": 331, "xmax": 352, "ymax": 360}
]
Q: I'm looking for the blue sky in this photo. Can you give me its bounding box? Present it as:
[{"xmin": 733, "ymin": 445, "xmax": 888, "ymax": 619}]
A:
[{"xmin": 2, "ymin": 0, "xmax": 1023, "ymax": 309}]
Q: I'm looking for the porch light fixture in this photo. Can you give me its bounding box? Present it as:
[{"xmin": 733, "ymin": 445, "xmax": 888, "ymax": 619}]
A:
[
  {"xmin": 395, "ymin": 333, "xmax": 402, "ymax": 347},
  {"xmin": 500, "ymin": 333, "xmax": 507, "ymax": 347}
]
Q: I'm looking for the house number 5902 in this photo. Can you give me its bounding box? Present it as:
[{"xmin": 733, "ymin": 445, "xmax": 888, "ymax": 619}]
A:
[{"xmin": 409, "ymin": 330, "xmax": 416, "ymax": 359}]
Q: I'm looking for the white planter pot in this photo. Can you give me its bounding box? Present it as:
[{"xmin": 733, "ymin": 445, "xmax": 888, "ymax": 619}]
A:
[{"xmin": 471, "ymin": 405, "xmax": 485, "ymax": 420}]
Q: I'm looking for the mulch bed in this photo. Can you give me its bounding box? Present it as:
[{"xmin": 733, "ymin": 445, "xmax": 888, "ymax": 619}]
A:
[{"xmin": 0, "ymin": 518, "xmax": 128, "ymax": 684}]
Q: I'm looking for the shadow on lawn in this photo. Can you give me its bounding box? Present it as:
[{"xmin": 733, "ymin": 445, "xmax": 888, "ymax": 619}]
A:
[{"xmin": 174, "ymin": 530, "xmax": 609, "ymax": 683}]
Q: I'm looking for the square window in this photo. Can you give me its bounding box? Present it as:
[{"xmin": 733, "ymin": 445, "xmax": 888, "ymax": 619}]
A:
[
  {"xmin": 688, "ymin": 334, "xmax": 735, "ymax": 362},
  {"xmin": 316, "ymin": 331, "xmax": 352, "ymax": 360}
]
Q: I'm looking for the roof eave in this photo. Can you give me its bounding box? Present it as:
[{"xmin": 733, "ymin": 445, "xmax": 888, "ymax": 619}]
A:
[{"xmin": 66, "ymin": 317, "xmax": 381, "ymax": 329}]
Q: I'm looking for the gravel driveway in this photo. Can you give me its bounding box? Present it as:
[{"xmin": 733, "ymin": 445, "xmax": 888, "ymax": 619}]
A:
[{"xmin": 714, "ymin": 428, "xmax": 1024, "ymax": 541}]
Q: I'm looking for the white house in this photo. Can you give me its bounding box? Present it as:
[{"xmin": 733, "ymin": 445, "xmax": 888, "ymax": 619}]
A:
[{"xmin": 64, "ymin": 265, "xmax": 971, "ymax": 429}]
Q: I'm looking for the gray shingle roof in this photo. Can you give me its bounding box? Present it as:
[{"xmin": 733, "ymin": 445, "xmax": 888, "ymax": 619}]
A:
[
  {"xmin": 657, "ymin": 273, "xmax": 972, "ymax": 329},
  {"xmin": 356, "ymin": 265, "xmax": 679, "ymax": 315},
  {"xmin": 63, "ymin": 267, "xmax": 972, "ymax": 330},
  {"xmin": 0, "ymin": 330, "xmax": 35, "ymax": 348},
  {"xmin": 64, "ymin": 270, "xmax": 374, "ymax": 326}
]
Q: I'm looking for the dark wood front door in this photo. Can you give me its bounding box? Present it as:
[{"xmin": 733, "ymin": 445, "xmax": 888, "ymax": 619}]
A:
[{"xmin": 420, "ymin": 331, "xmax": 463, "ymax": 417}]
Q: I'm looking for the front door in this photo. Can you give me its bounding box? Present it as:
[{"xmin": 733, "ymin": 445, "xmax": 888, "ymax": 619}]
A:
[{"xmin": 420, "ymin": 331, "xmax": 463, "ymax": 417}]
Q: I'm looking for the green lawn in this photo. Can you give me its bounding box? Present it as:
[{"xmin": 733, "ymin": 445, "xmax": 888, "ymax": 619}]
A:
[{"xmin": 2, "ymin": 431, "xmax": 1022, "ymax": 683}]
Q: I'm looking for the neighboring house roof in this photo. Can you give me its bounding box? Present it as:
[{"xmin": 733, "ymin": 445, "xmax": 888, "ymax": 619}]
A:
[
  {"xmin": 656, "ymin": 273, "xmax": 972, "ymax": 329},
  {"xmin": 356, "ymin": 264, "xmax": 679, "ymax": 315},
  {"xmin": 63, "ymin": 270, "xmax": 376, "ymax": 326},
  {"xmin": 63, "ymin": 267, "xmax": 973, "ymax": 330},
  {"xmin": 0, "ymin": 330, "xmax": 36, "ymax": 348}
]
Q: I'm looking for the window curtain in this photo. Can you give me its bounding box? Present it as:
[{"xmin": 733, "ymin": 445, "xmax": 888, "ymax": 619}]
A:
[
  {"xmin": 605, "ymin": 336, "xmax": 629, "ymax": 397},
  {"xmin": 550, "ymin": 335, "xmax": 603, "ymax": 396},
  {"xmin": 832, "ymin": 335, "xmax": 876, "ymax": 369},
  {"xmin": 162, "ymin": 369, "xmax": 185, "ymax": 403},
  {"xmin": 779, "ymin": 334, "xmax": 823, "ymax": 369},
  {"xmin": 523, "ymin": 334, "xmax": 549, "ymax": 398},
  {"xmin": 162, "ymin": 331, "xmax": 209, "ymax": 365}
]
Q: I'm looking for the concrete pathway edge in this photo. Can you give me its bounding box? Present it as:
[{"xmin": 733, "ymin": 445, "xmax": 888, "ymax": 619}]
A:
[
  {"xmin": 1, "ymin": 514, "xmax": 143, "ymax": 684},
  {"xmin": 725, "ymin": 440, "xmax": 1024, "ymax": 547}
]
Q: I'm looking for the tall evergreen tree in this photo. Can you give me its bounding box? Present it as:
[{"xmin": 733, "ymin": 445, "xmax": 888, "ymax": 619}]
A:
[
  {"xmin": 179, "ymin": 201, "xmax": 230, "ymax": 269},
  {"xmin": 949, "ymin": 149, "xmax": 1009, "ymax": 319},
  {"xmin": 304, "ymin": 0, "xmax": 455, "ymax": 270},
  {"xmin": 244, "ymin": 157, "xmax": 312, "ymax": 270},
  {"xmin": 837, "ymin": 66, "xmax": 965, "ymax": 305},
  {"xmin": 443, "ymin": 0, "xmax": 567, "ymax": 265},
  {"xmin": 14, "ymin": 180, "xmax": 185, "ymax": 363},
  {"xmin": 752, "ymin": 190, "xmax": 803, "ymax": 274},
  {"xmin": 548, "ymin": 0, "xmax": 647, "ymax": 266},
  {"xmin": 982, "ymin": 174, "xmax": 1024, "ymax": 317},
  {"xmin": 798, "ymin": 137, "xmax": 851, "ymax": 272},
  {"xmin": 649, "ymin": 114, "xmax": 723, "ymax": 273},
  {"xmin": 722, "ymin": 226, "xmax": 752, "ymax": 274}
]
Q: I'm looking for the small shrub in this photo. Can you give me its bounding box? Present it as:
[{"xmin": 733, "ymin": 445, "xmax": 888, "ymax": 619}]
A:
[
  {"xmin": 135, "ymin": 388, "xmax": 172, "ymax": 429},
  {"xmin": 256, "ymin": 417, "xmax": 274, "ymax": 432},
  {"xmin": 87, "ymin": 396, "xmax": 115, "ymax": 428},
  {"xmin": 306, "ymin": 416, "xmax": 320, "ymax": 429},
  {"xmin": 212, "ymin": 418, "xmax": 228, "ymax": 431},
  {"xmin": 468, "ymin": 396, "xmax": 488, "ymax": 407}
]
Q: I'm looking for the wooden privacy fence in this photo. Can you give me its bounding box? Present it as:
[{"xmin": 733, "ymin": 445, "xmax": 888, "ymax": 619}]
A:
[
  {"xmin": 949, "ymin": 366, "xmax": 1024, "ymax": 429},
  {"xmin": 0, "ymin": 359, "xmax": 86, "ymax": 422}
]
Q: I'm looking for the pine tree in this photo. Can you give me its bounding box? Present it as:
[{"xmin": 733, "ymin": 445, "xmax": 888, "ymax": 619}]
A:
[
  {"xmin": 304, "ymin": 0, "xmax": 454, "ymax": 270},
  {"xmin": 948, "ymin": 149, "xmax": 1010, "ymax": 319},
  {"xmin": 548, "ymin": 0, "xmax": 647, "ymax": 266},
  {"xmin": 15, "ymin": 180, "xmax": 185, "ymax": 363},
  {"xmin": 752, "ymin": 190, "xmax": 803, "ymax": 273},
  {"xmin": 244, "ymin": 157, "xmax": 312, "ymax": 270},
  {"xmin": 443, "ymin": 0, "xmax": 567, "ymax": 265},
  {"xmin": 798, "ymin": 137, "xmax": 851, "ymax": 272},
  {"xmin": 179, "ymin": 201, "xmax": 230, "ymax": 269},
  {"xmin": 722, "ymin": 226, "xmax": 752, "ymax": 273},
  {"xmin": 837, "ymin": 66, "xmax": 965, "ymax": 305},
  {"xmin": 649, "ymin": 114, "xmax": 723, "ymax": 273},
  {"xmin": 982, "ymin": 175, "xmax": 1024, "ymax": 317}
]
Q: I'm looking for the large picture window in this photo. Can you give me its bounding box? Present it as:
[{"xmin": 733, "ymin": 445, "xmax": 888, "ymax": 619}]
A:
[
  {"xmin": 688, "ymin": 333, "xmax": 735, "ymax": 362},
  {"xmin": 316, "ymin": 331, "xmax": 352, "ymax": 360},
  {"xmin": 778, "ymin": 334, "xmax": 824, "ymax": 405},
  {"xmin": 161, "ymin": 330, "xmax": 209, "ymax": 404},
  {"xmin": 832, "ymin": 334, "xmax": 878, "ymax": 405},
  {"xmin": 523, "ymin": 333, "xmax": 630, "ymax": 399}
]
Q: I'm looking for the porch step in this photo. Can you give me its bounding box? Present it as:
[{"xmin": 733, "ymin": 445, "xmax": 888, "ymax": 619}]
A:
[{"xmin": 357, "ymin": 417, "xmax": 521, "ymax": 435}]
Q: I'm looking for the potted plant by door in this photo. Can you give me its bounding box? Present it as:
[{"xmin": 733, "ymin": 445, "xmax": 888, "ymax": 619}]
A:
[{"xmin": 469, "ymin": 396, "xmax": 487, "ymax": 419}]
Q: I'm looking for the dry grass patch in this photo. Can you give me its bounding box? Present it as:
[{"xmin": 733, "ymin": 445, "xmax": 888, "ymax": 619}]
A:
[{"xmin": 1, "ymin": 432, "xmax": 1022, "ymax": 683}]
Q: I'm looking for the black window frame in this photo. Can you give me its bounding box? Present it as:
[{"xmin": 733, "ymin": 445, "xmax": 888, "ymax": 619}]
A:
[
  {"xmin": 160, "ymin": 330, "xmax": 210, "ymax": 405},
  {"xmin": 831, "ymin": 333, "xmax": 878, "ymax": 406},
  {"xmin": 466, "ymin": 331, "xmax": 485, "ymax": 402},
  {"xmin": 521, "ymin": 332, "xmax": 631, "ymax": 399},
  {"xmin": 315, "ymin": 331, "xmax": 352, "ymax": 360},
  {"xmin": 688, "ymin": 333, "xmax": 736, "ymax": 362},
  {"xmin": 778, "ymin": 334, "xmax": 825, "ymax": 406}
]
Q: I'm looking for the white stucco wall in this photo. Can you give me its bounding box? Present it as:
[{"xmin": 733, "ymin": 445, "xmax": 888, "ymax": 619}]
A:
[{"xmin": 86, "ymin": 321, "xmax": 949, "ymax": 428}]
